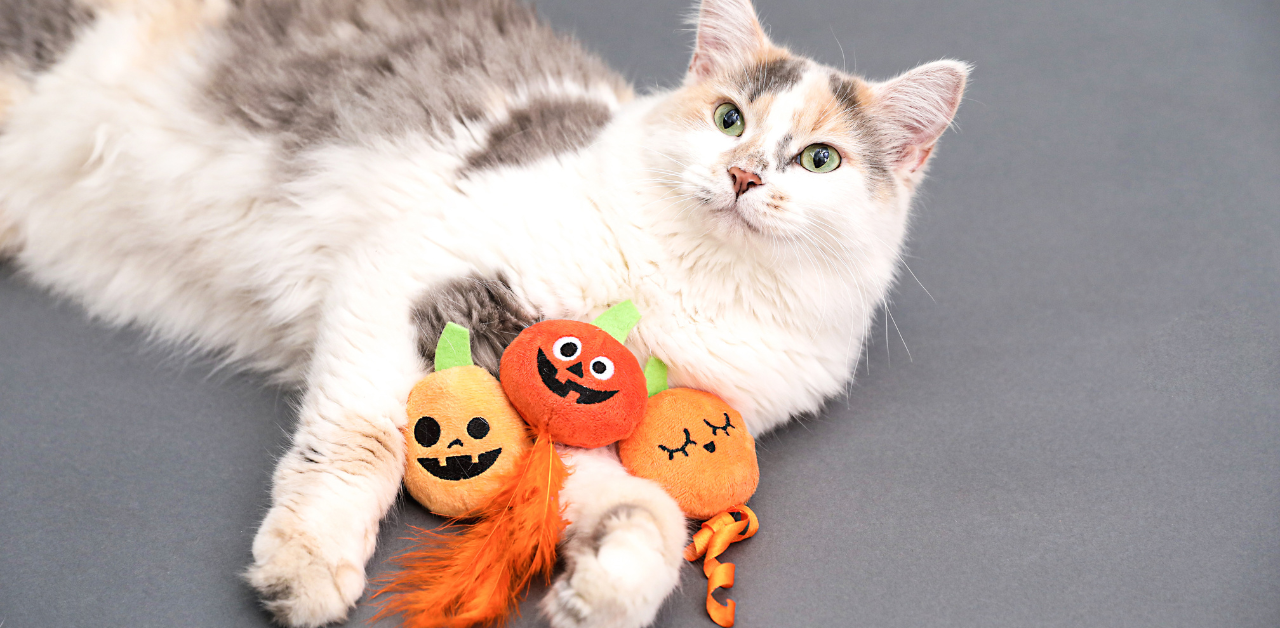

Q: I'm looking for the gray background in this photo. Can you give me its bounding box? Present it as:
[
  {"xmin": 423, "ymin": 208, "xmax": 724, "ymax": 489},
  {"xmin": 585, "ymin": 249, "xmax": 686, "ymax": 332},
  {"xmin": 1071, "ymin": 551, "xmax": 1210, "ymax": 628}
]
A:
[{"xmin": 1, "ymin": 0, "xmax": 1277, "ymax": 626}]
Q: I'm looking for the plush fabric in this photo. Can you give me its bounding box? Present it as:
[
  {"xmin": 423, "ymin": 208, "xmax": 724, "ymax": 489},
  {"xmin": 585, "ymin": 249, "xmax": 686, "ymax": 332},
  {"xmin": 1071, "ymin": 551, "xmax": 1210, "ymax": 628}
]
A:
[
  {"xmin": 590, "ymin": 299, "xmax": 640, "ymax": 344},
  {"xmin": 619, "ymin": 387, "xmax": 759, "ymax": 520},
  {"xmin": 403, "ymin": 364, "xmax": 532, "ymax": 518},
  {"xmin": 499, "ymin": 319, "xmax": 647, "ymax": 449}
]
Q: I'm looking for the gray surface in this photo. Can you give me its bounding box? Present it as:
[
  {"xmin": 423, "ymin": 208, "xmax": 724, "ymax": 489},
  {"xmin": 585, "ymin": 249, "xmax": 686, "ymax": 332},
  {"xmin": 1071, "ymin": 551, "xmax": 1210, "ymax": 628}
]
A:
[{"xmin": 2, "ymin": 0, "xmax": 1278, "ymax": 626}]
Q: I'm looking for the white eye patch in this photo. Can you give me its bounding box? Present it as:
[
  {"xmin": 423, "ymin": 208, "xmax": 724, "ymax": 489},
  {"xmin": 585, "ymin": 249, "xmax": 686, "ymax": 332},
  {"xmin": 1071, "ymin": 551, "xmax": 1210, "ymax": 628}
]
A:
[
  {"xmin": 554, "ymin": 336, "xmax": 582, "ymax": 360},
  {"xmin": 590, "ymin": 356, "xmax": 614, "ymax": 380}
]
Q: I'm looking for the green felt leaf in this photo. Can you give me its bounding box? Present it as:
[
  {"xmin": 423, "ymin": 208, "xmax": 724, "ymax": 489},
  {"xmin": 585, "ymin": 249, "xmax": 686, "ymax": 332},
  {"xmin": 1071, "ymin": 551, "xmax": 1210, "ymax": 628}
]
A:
[
  {"xmin": 644, "ymin": 356, "xmax": 669, "ymax": 397},
  {"xmin": 433, "ymin": 322, "xmax": 473, "ymax": 371},
  {"xmin": 592, "ymin": 300, "xmax": 641, "ymax": 344}
]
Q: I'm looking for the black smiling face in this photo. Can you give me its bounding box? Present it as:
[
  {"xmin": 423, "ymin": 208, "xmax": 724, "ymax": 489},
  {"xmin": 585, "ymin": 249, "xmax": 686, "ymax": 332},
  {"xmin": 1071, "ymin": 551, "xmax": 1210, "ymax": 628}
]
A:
[
  {"xmin": 413, "ymin": 415, "xmax": 503, "ymax": 481},
  {"xmin": 535, "ymin": 335, "xmax": 620, "ymax": 405}
]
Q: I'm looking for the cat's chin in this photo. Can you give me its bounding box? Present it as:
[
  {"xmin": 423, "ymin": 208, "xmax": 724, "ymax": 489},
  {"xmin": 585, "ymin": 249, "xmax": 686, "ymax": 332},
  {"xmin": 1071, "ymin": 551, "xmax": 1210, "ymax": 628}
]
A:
[
  {"xmin": 705, "ymin": 199, "xmax": 782, "ymax": 242},
  {"xmin": 709, "ymin": 204, "xmax": 763, "ymax": 235}
]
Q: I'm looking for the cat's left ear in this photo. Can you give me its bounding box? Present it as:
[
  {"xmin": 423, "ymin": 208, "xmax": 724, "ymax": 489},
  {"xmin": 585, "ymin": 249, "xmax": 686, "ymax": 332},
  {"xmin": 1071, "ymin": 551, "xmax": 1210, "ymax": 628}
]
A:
[
  {"xmin": 686, "ymin": 0, "xmax": 769, "ymax": 82},
  {"xmin": 869, "ymin": 60, "xmax": 971, "ymax": 176}
]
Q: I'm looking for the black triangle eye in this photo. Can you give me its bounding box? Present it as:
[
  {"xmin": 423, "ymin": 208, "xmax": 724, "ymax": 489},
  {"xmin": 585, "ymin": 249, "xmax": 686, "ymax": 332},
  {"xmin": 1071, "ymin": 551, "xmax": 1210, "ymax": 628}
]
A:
[
  {"xmin": 467, "ymin": 417, "xmax": 490, "ymax": 439},
  {"xmin": 415, "ymin": 416, "xmax": 441, "ymax": 447}
]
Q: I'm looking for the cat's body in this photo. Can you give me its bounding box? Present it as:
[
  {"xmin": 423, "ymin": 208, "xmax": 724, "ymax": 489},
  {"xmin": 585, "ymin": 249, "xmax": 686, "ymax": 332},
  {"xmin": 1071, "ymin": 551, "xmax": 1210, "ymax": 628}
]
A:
[{"xmin": 0, "ymin": 0, "xmax": 967, "ymax": 626}]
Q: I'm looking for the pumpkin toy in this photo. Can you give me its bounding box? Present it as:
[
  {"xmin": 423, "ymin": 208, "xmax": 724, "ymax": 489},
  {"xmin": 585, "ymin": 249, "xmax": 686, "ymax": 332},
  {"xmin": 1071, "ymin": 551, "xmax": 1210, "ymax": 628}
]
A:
[
  {"xmin": 618, "ymin": 357, "xmax": 759, "ymax": 519},
  {"xmin": 402, "ymin": 322, "xmax": 532, "ymax": 518},
  {"xmin": 619, "ymin": 357, "xmax": 761, "ymax": 628},
  {"xmin": 375, "ymin": 302, "xmax": 649, "ymax": 628},
  {"xmin": 498, "ymin": 300, "xmax": 646, "ymax": 448}
]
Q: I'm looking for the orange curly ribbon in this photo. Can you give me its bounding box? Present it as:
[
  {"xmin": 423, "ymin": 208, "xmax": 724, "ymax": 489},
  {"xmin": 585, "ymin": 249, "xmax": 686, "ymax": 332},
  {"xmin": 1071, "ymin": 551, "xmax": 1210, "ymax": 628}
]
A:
[{"xmin": 683, "ymin": 505, "xmax": 759, "ymax": 627}]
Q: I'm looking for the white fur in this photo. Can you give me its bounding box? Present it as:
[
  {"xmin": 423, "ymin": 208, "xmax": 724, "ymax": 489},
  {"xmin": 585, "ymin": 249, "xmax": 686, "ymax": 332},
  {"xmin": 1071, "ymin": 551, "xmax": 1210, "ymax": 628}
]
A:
[
  {"xmin": 0, "ymin": 1, "xmax": 966, "ymax": 626},
  {"xmin": 543, "ymin": 448, "xmax": 687, "ymax": 628}
]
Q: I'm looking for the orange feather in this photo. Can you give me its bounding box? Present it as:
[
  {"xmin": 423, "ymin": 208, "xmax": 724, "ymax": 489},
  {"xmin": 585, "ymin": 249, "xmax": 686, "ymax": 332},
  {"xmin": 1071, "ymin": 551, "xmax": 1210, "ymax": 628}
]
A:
[{"xmin": 374, "ymin": 431, "xmax": 568, "ymax": 628}]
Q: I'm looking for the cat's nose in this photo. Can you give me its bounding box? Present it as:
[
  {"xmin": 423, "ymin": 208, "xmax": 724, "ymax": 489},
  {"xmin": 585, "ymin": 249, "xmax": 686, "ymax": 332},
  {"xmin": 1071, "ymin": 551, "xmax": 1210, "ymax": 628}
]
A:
[{"xmin": 728, "ymin": 166, "xmax": 762, "ymax": 197}]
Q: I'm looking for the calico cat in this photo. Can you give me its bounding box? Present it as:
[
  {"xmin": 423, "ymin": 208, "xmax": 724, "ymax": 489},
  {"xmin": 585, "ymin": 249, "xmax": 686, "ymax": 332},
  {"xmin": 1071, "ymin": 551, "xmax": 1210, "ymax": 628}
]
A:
[{"xmin": 0, "ymin": 0, "xmax": 968, "ymax": 625}]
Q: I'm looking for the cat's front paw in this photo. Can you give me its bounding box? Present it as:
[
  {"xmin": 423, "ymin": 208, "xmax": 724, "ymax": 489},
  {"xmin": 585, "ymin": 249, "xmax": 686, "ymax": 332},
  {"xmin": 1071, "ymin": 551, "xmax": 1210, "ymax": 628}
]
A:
[
  {"xmin": 245, "ymin": 506, "xmax": 368, "ymax": 627},
  {"xmin": 542, "ymin": 504, "xmax": 684, "ymax": 628}
]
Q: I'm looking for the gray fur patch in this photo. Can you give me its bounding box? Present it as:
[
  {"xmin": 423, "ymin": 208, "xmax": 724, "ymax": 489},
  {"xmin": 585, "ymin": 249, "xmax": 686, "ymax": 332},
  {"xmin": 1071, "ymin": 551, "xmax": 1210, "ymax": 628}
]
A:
[
  {"xmin": 412, "ymin": 274, "xmax": 539, "ymax": 376},
  {"xmin": 462, "ymin": 97, "xmax": 611, "ymax": 172},
  {"xmin": 862, "ymin": 139, "xmax": 892, "ymax": 189},
  {"xmin": 829, "ymin": 73, "xmax": 862, "ymax": 122},
  {"xmin": 774, "ymin": 132, "xmax": 793, "ymax": 171},
  {"xmin": 0, "ymin": 0, "xmax": 95, "ymax": 74},
  {"xmin": 829, "ymin": 73, "xmax": 892, "ymax": 189},
  {"xmin": 207, "ymin": 0, "xmax": 626, "ymax": 151},
  {"xmin": 739, "ymin": 57, "xmax": 805, "ymax": 103}
]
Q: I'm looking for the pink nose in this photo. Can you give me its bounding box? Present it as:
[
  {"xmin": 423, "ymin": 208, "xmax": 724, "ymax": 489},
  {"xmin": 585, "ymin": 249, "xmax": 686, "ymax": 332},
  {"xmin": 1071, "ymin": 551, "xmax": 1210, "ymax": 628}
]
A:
[{"xmin": 728, "ymin": 166, "xmax": 762, "ymax": 197}]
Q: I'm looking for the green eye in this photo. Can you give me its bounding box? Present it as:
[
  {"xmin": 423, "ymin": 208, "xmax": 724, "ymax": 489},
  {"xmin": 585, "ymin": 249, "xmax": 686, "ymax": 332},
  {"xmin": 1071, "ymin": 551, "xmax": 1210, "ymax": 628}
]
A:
[
  {"xmin": 714, "ymin": 103, "xmax": 744, "ymax": 136},
  {"xmin": 799, "ymin": 144, "xmax": 840, "ymax": 173}
]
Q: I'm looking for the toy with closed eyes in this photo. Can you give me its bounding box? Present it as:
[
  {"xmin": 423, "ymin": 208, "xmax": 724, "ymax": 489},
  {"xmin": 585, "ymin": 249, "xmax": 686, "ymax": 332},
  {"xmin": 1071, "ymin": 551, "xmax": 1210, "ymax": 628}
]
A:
[
  {"xmin": 619, "ymin": 357, "xmax": 760, "ymax": 627},
  {"xmin": 619, "ymin": 357, "xmax": 758, "ymax": 519}
]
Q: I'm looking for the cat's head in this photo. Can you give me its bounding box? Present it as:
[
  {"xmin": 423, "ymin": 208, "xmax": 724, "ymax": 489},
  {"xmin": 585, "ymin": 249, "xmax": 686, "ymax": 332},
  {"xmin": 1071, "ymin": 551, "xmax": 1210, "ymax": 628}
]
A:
[{"xmin": 641, "ymin": 0, "xmax": 968, "ymax": 272}]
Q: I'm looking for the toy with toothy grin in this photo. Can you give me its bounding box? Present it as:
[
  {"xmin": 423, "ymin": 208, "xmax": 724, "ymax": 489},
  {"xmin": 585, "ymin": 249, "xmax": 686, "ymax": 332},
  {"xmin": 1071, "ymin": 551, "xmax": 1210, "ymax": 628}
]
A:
[
  {"xmin": 536, "ymin": 349, "xmax": 619, "ymax": 404},
  {"xmin": 417, "ymin": 448, "xmax": 503, "ymax": 481}
]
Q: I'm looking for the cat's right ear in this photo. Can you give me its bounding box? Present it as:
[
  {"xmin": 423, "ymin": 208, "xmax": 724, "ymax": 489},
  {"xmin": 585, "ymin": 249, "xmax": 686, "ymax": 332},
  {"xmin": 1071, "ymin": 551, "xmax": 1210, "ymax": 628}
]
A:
[
  {"xmin": 869, "ymin": 60, "xmax": 971, "ymax": 177},
  {"xmin": 686, "ymin": 0, "xmax": 768, "ymax": 82}
]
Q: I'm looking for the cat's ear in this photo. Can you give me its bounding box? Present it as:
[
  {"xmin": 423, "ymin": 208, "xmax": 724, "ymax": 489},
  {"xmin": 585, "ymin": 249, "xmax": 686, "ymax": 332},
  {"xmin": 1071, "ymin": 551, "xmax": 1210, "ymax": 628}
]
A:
[
  {"xmin": 687, "ymin": 0, "xmax": 768, "ymax": 82},
  {"xmin": 869, "ymin": 60, "xmax": 971, "ymax": 175}
]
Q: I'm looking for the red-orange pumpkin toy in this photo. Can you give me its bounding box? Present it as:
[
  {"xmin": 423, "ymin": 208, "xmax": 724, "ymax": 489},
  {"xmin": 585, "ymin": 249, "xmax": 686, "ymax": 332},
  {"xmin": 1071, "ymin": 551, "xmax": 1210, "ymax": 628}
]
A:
[
  {"xmin": 375, "ymin": 302, "xmax": 648, "ymax": 628},
  {"xmin": 498, "ymin": 308, "xmax": 647, "ymax": 448}
]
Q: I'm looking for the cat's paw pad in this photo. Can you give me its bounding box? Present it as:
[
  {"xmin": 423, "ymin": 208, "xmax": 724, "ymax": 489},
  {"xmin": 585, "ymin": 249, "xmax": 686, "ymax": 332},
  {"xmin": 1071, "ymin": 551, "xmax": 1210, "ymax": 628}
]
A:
[
  {"xmin": 542, "ymin": 504, "xmax": 681, "ymax": 628},
  {"xmin": 245, "ymin": 510, "xmax": 365, "ymax": 628}
]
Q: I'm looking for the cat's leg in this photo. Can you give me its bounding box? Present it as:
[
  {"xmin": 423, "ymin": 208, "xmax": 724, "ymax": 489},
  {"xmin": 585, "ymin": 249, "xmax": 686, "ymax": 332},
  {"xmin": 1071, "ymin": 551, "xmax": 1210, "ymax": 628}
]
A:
[
  {"xmin": 543, "ymin": 448, "xmax": 688, "ymax": 628},
  {"xmin": 245, "ymin": 277, "xmax": 425, "ymax": 627}
]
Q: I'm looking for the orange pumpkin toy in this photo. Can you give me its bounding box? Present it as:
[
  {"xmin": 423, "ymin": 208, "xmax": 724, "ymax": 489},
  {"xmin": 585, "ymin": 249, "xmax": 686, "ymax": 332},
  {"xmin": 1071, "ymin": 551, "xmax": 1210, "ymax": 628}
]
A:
[
  {"xmin": 402, "ymin": 323, "xmax": 532, "ymax": 517},
  {"xmin": 618, "ymin": 359, "xmax": 758, "ymax": 519},
  {"xmin": 619, "ymin": 357, "xmax": 761, "ymax": 627},
  {"xmin": 499, "ymin": 307, "xmax": 646, "ymax": 448},
  {"xmin": 376, "ymin": 302, "xmax": 648, "ymax": 628}
]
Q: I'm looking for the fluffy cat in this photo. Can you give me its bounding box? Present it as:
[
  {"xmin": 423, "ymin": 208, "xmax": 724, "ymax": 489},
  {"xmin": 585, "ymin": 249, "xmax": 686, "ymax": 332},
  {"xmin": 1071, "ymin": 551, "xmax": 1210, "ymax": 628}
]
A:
[{"xmin": 0, "ymin": 0, "xmax": 968, "ymax": 626}]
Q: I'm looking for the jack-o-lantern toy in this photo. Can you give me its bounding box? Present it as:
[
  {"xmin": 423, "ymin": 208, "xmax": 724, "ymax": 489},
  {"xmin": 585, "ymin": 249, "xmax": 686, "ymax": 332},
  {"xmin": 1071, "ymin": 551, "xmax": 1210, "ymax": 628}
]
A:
[
  {"xmin": 619, "ymin": 357, "xmax": 761, "ymax": 628},
  {"xmin": 402, "ymin": 322, "xmax": 531, "ymax": 518},
  {"xmin": 499, "ymin": 301, "xmax": 647, "ymax": 448}
]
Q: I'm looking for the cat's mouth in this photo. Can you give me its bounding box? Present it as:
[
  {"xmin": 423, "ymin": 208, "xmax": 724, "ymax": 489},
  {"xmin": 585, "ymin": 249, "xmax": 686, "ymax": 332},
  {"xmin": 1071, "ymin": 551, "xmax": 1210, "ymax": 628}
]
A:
[
  {"xmin": 692, "ymin": 184, "xmax": 768, "ymax": 234},
  {"xmin": 537, "ymin": 349, "xmax": 619, "ymax": 404},
  {"xmin": 709, "ymin": 201, "xmax": 765, "ymax": 235},
  {"xmin": 417, "ymin": 448, "xmax": 502, "ymax": 481}
]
